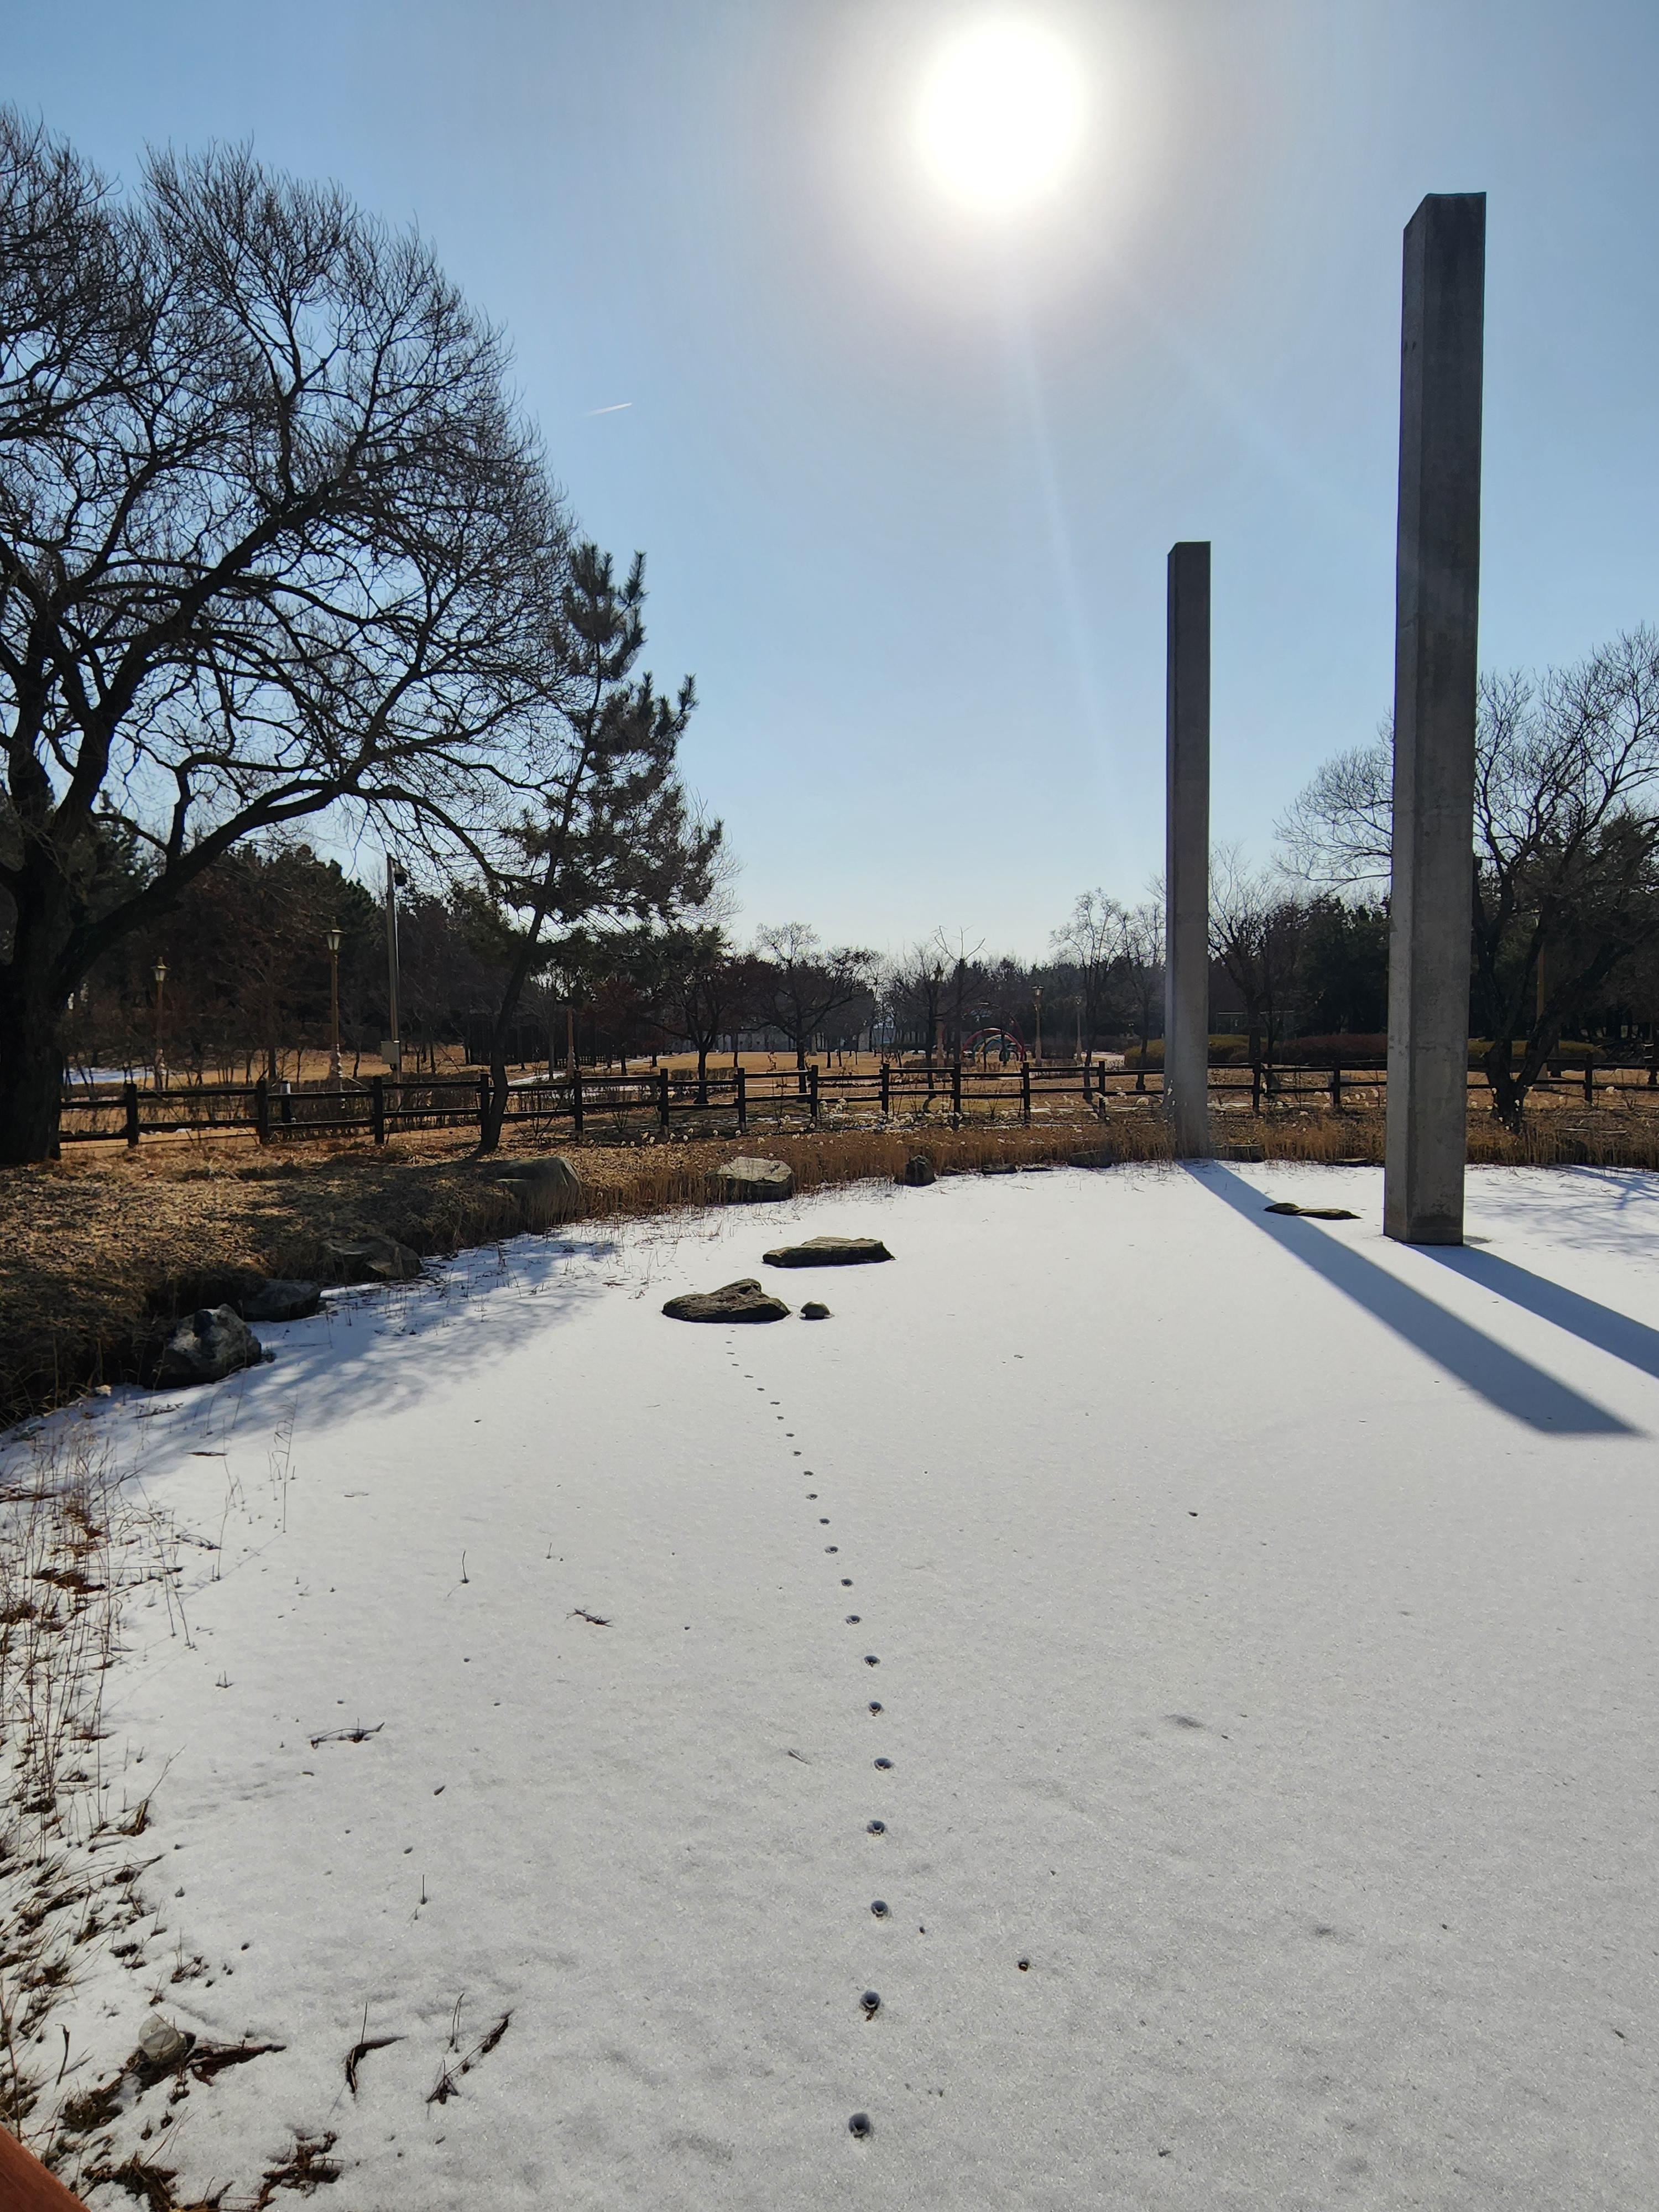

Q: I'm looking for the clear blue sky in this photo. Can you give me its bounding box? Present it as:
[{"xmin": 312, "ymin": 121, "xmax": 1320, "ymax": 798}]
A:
[{"xmin": 8, "ymin": 1, "xmax": 1657, "ymax": 957}]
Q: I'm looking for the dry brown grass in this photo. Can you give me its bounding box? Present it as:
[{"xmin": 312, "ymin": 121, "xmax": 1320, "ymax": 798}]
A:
[{"xmin": 7, "ymin": 1095, "xmax": 1658, "ymax": 1430}]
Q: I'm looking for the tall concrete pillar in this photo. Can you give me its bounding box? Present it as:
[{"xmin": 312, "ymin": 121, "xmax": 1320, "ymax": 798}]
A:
[
  {"xmin": 1384, "ymin": 194, "xmax": 1485, "ymax": 1245},
  {"xmin": 1164, "ymin": 541, "xmax": 1211, "ymax": 1157}
]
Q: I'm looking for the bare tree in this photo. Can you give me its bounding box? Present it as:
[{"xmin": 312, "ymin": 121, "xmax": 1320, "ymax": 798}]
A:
[
  {"xmin": 0, "ymin": 113, "xmax": 562, "ymax": 1160},
  {"xmin": 1209, "ymin": 847, "xmax": 1307, "ymax": 1066},
  {"xmin": 1109, "ymin": 898, "xmax": 1164, "ymax": 1086},
  {"xmin": 1052, "ymin": 890, "xmax": 1123, "ymax": 1067},
  {"xmin": 752, "ymin": 924, "xmax": 876, "ymax": 1074},
  {"xmin": 1281, "ymin": 629, "xmax": 1659, "ymax": 1123}
]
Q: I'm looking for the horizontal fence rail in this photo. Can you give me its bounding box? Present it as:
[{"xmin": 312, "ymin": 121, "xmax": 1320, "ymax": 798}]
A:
[{"xmin": 53, "ymin": 1053, "xmax": 1659, "ymax": 1151}]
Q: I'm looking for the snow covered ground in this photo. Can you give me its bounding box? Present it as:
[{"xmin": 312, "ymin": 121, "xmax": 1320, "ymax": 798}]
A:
[{"xmin": 15, "ymin": 1160, "xmax": 1659, "ymax": 2208}]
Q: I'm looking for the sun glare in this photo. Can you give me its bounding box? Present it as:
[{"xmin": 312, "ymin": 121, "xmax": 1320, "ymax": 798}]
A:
[{"xmin": 917, "ymin": 22, "xmax": 1084, "ymax": 211}]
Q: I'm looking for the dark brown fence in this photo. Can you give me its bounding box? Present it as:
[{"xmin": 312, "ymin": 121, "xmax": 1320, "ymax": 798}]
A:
[{"xmin": 55, "ymin": 1052, "xmax": 1658, "ymax": 1151}]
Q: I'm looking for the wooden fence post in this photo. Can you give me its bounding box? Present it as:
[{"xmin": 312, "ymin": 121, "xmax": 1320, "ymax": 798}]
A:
[
  {"xmin": 1331, "ymin": 1065, "xmax": 1343, "ymax": 1110},
  {"xmin": 1021, "ymin": 1060, "xmax": 1032, "ymax": 1125},
  {"xmin": 951, "ymin": 1061, "xmax": 962, "ymax": 1123},
  {"xmin": 371, "ymin": 1076, "xmax": 386, "ymax": 1145},
  {"xmin": 123, "ymin": 1079, "xmax": 140, "ymax": 1149},
  {"xmin": 808, "ymin": 1064, "xmax": 820, "ymax": 1124},
  {"xmin": 879, "ymin": 1061, "xmax": 890, "ymax": 1117},
  {"xmin": 253, "ymin": 1076, "xmax": 270, "ymax": 1146},
  {"xmin": 1251, "ymin": 1060, "xmax": 1262, "ymax": 1115},
  {"xmin": 1584, "ymin": 1055, "xmax": 1595, "ymax": 1104},
  {"xmin": 735, "ymin": 1067, "xmax": 747, "ymax": 1130},
  {"xmin": 659, "ymin": 1066, "xmax": 671, "ymax": 1131},
  {"xmin": 571, "ymin": 1063, "xmax": 584, "ymax": 1136}
]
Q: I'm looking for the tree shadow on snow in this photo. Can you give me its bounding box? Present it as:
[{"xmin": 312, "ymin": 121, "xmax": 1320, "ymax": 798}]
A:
[
  {"xmin": 239, "ymin": 1233, "xmax": 625, "ymax": 1428},
  {"xmin": 1188, "ymin": 1164, "xmax": 1634, "ymax": 1436}
]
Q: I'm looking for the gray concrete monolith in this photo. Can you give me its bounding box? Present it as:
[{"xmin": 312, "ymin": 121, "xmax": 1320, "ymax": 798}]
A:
[
  {"xmin": 1384, "ymin": 194, "xmax": 1485, "ymax": 1245},
  {"xmin": 1164, "ymin": 541, "xmax": 1212, "ymax": 1157}
]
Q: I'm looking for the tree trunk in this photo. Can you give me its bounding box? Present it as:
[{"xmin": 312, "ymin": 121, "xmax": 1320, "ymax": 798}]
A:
[{"xmin": 0, "ymin": 980, "xmax": 66, "ymax": 1163}]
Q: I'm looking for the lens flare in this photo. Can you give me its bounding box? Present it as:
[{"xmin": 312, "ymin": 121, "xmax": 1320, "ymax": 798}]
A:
[{"xmin": 917, "ymin": 23, "xmax": 1084, "ymax": 210}]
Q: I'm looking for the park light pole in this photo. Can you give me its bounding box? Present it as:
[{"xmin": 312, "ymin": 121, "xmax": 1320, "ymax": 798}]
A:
[
  {"xmin": 152, "ymin": 957, "xmax": 168, "ymax": 1094},
  {"xmin": 1034, "ymin": 985, "xmax": 1043, "ymax": 1062},
  {"xmin": 326, "ymin": 925, "xmax": 342, "ymax": 1083},
  {"xmin": 383, "ymin": 855, "xmax": 404, "ymax": 1073}
]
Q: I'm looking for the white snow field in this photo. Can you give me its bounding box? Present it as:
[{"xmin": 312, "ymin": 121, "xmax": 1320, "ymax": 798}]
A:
[{"xmin": 22, "ymin": 1160, "xmax": 1659, "ymax": 2209}]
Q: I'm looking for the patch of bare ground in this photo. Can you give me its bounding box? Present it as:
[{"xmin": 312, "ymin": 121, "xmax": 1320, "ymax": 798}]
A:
[{"xmin": 6, "ymin": 1099, "xmax": 1658, "ymax": 1429}]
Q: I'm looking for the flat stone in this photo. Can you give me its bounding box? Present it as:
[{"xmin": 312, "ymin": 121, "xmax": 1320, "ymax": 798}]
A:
[
  {"xmin": 662, "ymin": 1279, "xmax": 790, "ymax": 1323},
  {"xmin": 713, "ymin": 1155, "xmax": 794, "ymax": 1202},
  {"xmin": 1265, "ymin": 1202, "xmax": 1359, "ymax": 1220},
  {"xmin": 326, "ymin": 1233, "xmax": 421, "ymax": 1281},
  {"xmin": 154, "ymin": 1306, "xmax": 263, "ymax": 1388},
  {"xmin": 237, "ymin": 1279, "xmax": 321, "ymax": 1323},
  {"xmin": 763, "ymin": 1237, "xmax": 893, "ymax": 1269}
]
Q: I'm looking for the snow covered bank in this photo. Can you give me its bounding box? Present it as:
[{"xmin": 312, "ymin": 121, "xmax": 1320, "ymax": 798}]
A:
[{"xmin": 11, "ymin": 1162, "xmax": 1659, "ymax": 2208}]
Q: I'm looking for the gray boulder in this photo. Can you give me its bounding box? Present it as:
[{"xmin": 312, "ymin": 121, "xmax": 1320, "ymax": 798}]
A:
[
  {"xmin": 763, "ymin": 1236, "xmax": 893, "ymax": 1269},
  {"xmin": 900, "ymin": 1155, "xmax": 936, "ymax": 1187},
  {"xmin": 155, "ymin": 1306, "xmax": 263, "ymax": 1387},
  {"xmin": 662, "ymin": 1279, "xmax": 791, "ymax": 1323},
  {"xmin": 494, "ymin": 1153, "xmax": 585, "ymax": 1225},
  {"xmin": 713, "ymin": 1156, "xmax": 794, "ymax": 1203},
  {"xmin": 1066, "ymin": 1147, "xmax": 1114, "ymax": 1171},
  {"xmin": 238, "ymin": 1279, "xmax": 322, "ymax": 1323},
  {"xmin": 801, "ymin": 1301, "xmax": 832, "ymax": 1320},
  {"xmin": 326, "ymin": 1234, "xmax": 421, "ymax": 1282}
]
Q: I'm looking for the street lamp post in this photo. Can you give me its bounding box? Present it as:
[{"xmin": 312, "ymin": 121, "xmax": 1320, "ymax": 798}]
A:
[
  {"xmin": 326, "ymin": 926, "xmax": 342, "ymax": 1084},
  {"xmin": 152, "ymin": 958, "xmax": 168, "ymax": 1094},
  {"xmin": 1034, "ymin": 985, "xmax": 1043, "ymax": 1063}
]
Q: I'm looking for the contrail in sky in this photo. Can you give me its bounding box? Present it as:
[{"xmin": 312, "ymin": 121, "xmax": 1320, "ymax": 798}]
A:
[{"xmin": 585, "ymin": 401, "xmax": 633, "ymax": 415}]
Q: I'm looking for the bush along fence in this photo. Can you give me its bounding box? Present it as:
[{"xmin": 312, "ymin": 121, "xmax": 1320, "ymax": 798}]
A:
[{"xmin": 53, "ymin": 1052, "xmax": 1659, "ymax": 1151}]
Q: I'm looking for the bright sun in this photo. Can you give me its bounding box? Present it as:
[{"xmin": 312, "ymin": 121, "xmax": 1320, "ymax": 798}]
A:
[{"xmin": 917, "ymin": 22, "xmax": 1084, "ymax": 211}]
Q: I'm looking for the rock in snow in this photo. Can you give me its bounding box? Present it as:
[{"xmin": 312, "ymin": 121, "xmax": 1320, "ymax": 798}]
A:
[
  {"xmin": 1264, "ymin": 1201, "xmax": 1359, "ymax": 1220},
  {"xmin": 713, "ymin": 1156, "xmax": 794, "ymax": 1202},
  {"xmin": 154, "ymin": 1306, "xmax": 263, "ymax": 1387},
  {"xmin": 763, "ymin": 1236, "xmax": 893, "ymax": 1268},
  {"xmin": 801, "ymin": 1301, "xmax": 832, "ymax": 1320},
  {"xmin": 135, "ymin": 2013, "xmax": 194, "ymax": 2069},
  {"xmin": 237, "ymin": 1279, "xmax": 322, "ymax": 1323},
  {"xmin": 901, "ymin": 1154, "xmax": 936, "ymax": 1187},
  {"xmin": 662, "ymin": 1279, "xmax": 791, "ymax": 1323}
]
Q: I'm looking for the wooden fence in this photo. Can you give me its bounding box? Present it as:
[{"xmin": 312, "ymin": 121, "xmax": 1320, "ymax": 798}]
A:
[{"xmin": 54, "ymin": 1053, "xmax": 1658, "ymax": 1150}]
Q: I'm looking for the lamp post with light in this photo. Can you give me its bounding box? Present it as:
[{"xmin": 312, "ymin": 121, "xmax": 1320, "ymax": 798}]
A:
[
  {"xmin": 326, "ymin": 926, "xmax": 343, "ymax": 1084},
  {"xmin": 1034, "ymin": 985, "xmax": 1043, "ymax": 1063},
  {"xmin": 152, "ymin": 958, "xmax": 168, "ymax": 1094}
]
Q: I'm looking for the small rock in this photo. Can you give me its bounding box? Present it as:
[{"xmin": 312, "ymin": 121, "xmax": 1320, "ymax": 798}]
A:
[
  {"xmin": 1264, "ymin": 1202, "xmax": 1358, "ymax": 1220},
  {"xmin": 136, "ymin": 2013, "xmax": 193, "ymax": 2069},
  {"xmin": 860, "ymin": 1990, "xmax": 881, "ymax": 2016},
  {"xmin": 801, "ymin": 1301, "xmax": 832, "ymax": 1321},
  {"xmin": 155, "ymin": 1307, "xmax": 262, "ymax": 1389},
  {"xmin": 662, "ymin": 1279, "xmax": 790, "ymax": 1324},
  {"xmin": 1066, "ymin": 1147, "xmax": 1114, "ymax": 1170},
  {"xmin": 900, "ymin": 1154, "xmax": 936, "ymax": 1187},
  {"xmin": 237, "ymin": 1279, "xmax": 322, "ymax": 1323},
  {"xmin": 848, "ymin": 2112, "xmax": 873, "ymax": 2139},
  {"xmin": 713, "ymin": 1155, "xmax": 794, "ymax": 1203},
  {"xmin": 764, "ymin": 1236, "xmax": 893, "ymax": 1269}
]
